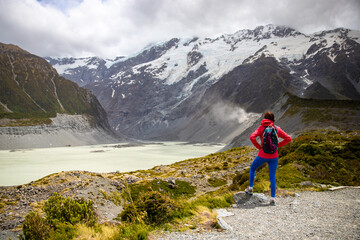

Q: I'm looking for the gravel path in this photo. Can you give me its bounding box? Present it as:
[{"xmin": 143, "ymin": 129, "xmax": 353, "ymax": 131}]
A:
[{"xmin": 157, "ymin": 188, "xmax": 360, "ymax": 240}]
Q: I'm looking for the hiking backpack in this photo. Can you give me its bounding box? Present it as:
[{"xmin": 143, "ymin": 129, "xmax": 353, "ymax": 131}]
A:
[{"xmin": 262, "ymin": 125, "xmax": 279, "ymax": 154}]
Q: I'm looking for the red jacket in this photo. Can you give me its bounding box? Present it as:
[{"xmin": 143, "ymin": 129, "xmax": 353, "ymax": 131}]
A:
[{"xmin": 250, "ymin": 119, "xmax": 292, "ymax": 158}]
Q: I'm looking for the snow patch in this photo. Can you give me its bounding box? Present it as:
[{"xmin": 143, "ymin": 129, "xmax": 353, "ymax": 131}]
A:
[
  {"xmin": 87, "ymin": 63, "xmax": 98, "ymax": 70},
  {"xmin": 300, "ymin": 69, "xmax": 313, "ymax": 87},
  {"xmin": 328, "ymin": 53, "xmax": 337, "ymax": 63},
  {"xmin": 105, "ymin": 57, "xmax": 127, "ymax": 68},
  {"xmin": 53, "ymin": 58, "xmax": 89, "ymax": 74}
]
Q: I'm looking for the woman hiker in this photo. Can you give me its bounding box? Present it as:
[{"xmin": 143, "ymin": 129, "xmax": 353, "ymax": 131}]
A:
[{"xmin": 245, "ymin": 111, "xmax": 292, "ymax": 206}]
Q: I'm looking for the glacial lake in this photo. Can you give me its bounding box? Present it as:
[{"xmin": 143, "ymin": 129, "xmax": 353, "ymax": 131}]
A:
[{"xmin": 0, "ymin": 142, "xmax": 224, "ymax": 186}]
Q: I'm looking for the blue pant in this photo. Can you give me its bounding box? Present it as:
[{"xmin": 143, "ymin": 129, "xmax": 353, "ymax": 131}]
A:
[{"xmin": 249, "ymin": 156, "xmax": 279, "ymax": 198}]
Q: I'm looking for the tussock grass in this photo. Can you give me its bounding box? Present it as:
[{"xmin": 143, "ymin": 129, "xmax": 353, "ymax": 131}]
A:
[
  {"xmin": 75, "ymin": 224, "xmax": 118, "ymax": 240},
  {"xmin": 99, "ymin": 189, "xmax": 122, "ymax": 206}
]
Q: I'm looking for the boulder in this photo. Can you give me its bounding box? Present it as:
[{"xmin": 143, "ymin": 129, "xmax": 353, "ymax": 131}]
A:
[
  {"xmin": 233, "ymin": 191, "xmax": 268, "ymax": 207},
  {"xmin": 300, "ymin": 181, "xmax": 314, "ymax": 187}
]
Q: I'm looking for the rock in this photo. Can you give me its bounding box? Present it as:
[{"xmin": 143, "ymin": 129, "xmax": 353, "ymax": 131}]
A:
[
  {"xmin": 290, "ymin": 199, "xmax": 298, "ymax": 209},
  {"xmin": 168, "ymin": 180, "xmax": 176, "ymax": 189},
  {"xmin": 216, "ymin": 209, "xmax": 234, "ymax": 218},
  {"xmin": 328, "ymin": 186, "xmax": 347, "ymax": 191},
  {"xmin": 125, "ymin": 175, "xmax": 140, "ymax": 184},
  {"xmin": 233, "ymin": 191, "xmax": 268, "ymax": 207},
  {"xmin": 300, "ymin": 181, "xmax": 314, "ymax": 187},
  {"xmin": 168, "ymin": 179, "xmax": 176, "ymax": 185},
  {"xmin": 217, "ymin": 216, "xmax": 233, "ymax": 231},
  {"xmin": 111, "ymin": 180, "xmax": 124, "ymax": 189}
]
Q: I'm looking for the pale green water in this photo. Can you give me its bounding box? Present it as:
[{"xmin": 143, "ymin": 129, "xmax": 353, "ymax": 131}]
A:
[{"xmin": 0, "ymin": 142, "xmax": 224, "ymax": 186}]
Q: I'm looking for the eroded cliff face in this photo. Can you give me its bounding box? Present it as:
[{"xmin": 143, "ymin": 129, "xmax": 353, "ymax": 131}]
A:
[{"xmin": 0, "ymin": 114, "xmax": 120, "ymax": 150}]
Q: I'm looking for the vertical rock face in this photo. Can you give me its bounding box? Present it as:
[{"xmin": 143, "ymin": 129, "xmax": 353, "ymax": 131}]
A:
[
  {"xmin": 0, "ymin": 43, "xmax": 123, "ymax": 149},
  {"xmin": 47, "ymin": 25, "xmax": 360, "ymax": 143}
]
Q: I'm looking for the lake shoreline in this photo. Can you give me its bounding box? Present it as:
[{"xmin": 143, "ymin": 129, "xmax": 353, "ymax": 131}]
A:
[
  {"xmin": 0, "ymin": 146, "xmax": 255, "ymax": 235},
  {"xmin": 0, "ymin": 141, "xmax": 225, "ymax": 186}
]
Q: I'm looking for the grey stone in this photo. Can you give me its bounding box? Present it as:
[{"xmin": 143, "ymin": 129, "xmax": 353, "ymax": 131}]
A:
[
  {"xmin": 216, "ymin": 209, "xmax": 234, "ymax": 218},
  {"xmin": 233, "ymin": 191, "xmax": 268, "ymax": 207},
  {"xmin": 217, "ymin": 216, "xmax": 233, "ymax": 231},
  {"xmin": 300, "ymin": 181, "xmax": 314, "ymax": 187}
]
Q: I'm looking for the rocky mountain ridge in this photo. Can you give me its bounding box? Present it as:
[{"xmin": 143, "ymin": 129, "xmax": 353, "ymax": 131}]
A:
[{"xmin": 47, "ymin": 25, "xmax": 360, "ymax": 143}]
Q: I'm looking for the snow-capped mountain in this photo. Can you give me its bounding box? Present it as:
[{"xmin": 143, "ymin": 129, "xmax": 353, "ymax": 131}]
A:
[
  {"xmin": 47, "ymin": 25, "xmax": 360, "ymax": 143},
  {"xmin": 45, "ymin": 56, "xmax": 126, "ymax": 86}
]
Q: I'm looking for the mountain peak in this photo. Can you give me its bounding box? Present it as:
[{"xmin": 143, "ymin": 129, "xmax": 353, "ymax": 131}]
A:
[
  {"xmin": 0, "ymin": 43, "xmax": 31, "ymax": 55},
  {"xmin": 253, "ymin": 24, "xmax": 301, "ymax": 38}
]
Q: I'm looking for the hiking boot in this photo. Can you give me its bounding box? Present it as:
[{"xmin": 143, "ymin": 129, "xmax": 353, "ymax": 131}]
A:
[
  {"xmin": 270, "ymin": 199, "xmax": 276, "ymax": 206},
  {"xmin": 245, "ymin": 188, "xmax": 253, "ymax": 195}
]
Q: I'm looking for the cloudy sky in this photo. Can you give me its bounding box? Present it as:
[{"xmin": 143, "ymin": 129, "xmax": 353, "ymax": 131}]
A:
[{"xmin": 0, "ymin": 0, "xmax": 359, "ymax": 58}]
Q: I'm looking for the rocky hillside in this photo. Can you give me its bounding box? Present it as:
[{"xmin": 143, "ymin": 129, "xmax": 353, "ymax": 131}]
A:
[
  {"xmin": 225, "ymin": 93, "xmax": 360, "ymax": 150},
  {"xmin": 0, "ymin": 129, "xmax": 359, "ymax": 239},
  {"xmin": 47, "ymin": 25, "xmax": 360, "ymax": 143},
  {"xmin": 0, "ymin": 43, "xmax": 123, "ymax": 149}
]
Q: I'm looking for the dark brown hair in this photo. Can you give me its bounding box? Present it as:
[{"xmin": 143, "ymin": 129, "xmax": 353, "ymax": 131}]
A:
[{"xmin": 264, "ymin": 111, "xmax": 275, "ymax": 122}]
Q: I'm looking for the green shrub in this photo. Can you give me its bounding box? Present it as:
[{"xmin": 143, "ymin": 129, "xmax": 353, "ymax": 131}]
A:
[
  {"xmin": 208, "ymin": 177, "xmax": 227, "ymax": 187},
  {"xmin": 276, "ymin": 164, "xmax": 307, "ymax": 188},
  {"xmin": 120, "ymin": 191, "xmax": 180, "ymax": 225},
  {"xmin": 0, "ymin": 201, "xmax": 5, "ymax": 212},
  {"xmin": 99, "ymin": 190, "xmax": 122, "ymax": 206},
  {"xmin": 21, "ymin": 212, "xmax": 50, "ymax": 240},
  {"xmin": 116, "ymin": 223, "xmax": 150, "ymax": 240},
  {"xmin": 124, "ymin": 180, "xmax": 196, "ymax": 201},
  {"xmin": 295, "ymin": 143, "xmax": 324, "ymax": 156},
  {"xmin": 232, "ymin": 171, "xmax": 249, "ymax": 186},
  {"xmin": 48, "ymin": 222, "xmax": 76, "ymax": 240},
  {"xmin": 191, "ymin": 195, "xmax": 232, "ymax": 209},
  {"xmin": 44, "ymin": 192, "xmax": 97, "ymax": 227},
  {"xmin": 151, "ymin": 180, "xmax": 196, "ymax": 198},
  {"xmin": 230, "ymin": 168, "xmax": 250, "ymax": 190},
  {"xmin": 22, "ymin": 193, "xmax": 97, "ymax": 239},
  {"xmin": 343, "ymin": 138, "xmax": 360, "ymax": 158}
]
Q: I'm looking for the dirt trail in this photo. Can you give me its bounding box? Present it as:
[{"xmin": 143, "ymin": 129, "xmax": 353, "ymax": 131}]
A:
[{"xmin": 158, "ymin": 188, "xmax": 360, "ymax": 239}]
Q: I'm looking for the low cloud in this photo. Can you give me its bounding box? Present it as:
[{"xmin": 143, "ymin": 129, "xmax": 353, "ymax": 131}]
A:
[{"xmin": 210, "ymin": 101, "xmax": 257, "ymax": 124}]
